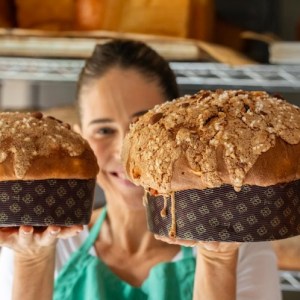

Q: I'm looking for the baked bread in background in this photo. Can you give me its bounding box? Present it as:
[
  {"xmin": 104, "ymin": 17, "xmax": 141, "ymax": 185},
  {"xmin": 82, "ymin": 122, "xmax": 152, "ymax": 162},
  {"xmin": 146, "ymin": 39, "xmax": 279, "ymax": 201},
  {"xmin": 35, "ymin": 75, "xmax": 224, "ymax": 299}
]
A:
[
  {"xmin": 74, "ymin": 0, "xmax": 105, "ymax": 30},
  {"xmin": 0, "ymin": 0, "xmax": 15, "ymax": 28},
  {"xmin": 15, "ymin": 0, "xmax": 74, "ymax": 30},
  {"xmin": 118, "ymin": 0, "xmax": 190, "ymax": 37}
]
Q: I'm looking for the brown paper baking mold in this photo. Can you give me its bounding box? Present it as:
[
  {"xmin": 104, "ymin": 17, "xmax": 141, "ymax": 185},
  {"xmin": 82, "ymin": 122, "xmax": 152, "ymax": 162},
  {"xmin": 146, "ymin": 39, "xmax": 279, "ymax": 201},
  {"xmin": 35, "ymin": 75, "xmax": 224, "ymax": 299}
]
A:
[
  {"xmin": 146, "ymin": 180, "xmax": 300, "ymax": 242},
  {"xmin": 0, "ymin": 179, "xmax": 95, "ymax": 226}
]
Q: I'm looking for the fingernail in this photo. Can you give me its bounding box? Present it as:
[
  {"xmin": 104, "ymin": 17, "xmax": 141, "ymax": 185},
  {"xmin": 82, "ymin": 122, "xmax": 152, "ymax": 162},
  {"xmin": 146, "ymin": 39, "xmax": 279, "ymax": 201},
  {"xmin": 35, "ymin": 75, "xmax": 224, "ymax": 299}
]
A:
[
  {"xmin": 76, "ymin": 230, "xmax": 82, "ymax": 234},
  {"xmin": 22, "ymin": 229, "xmax": 33, "ymax": 235}
]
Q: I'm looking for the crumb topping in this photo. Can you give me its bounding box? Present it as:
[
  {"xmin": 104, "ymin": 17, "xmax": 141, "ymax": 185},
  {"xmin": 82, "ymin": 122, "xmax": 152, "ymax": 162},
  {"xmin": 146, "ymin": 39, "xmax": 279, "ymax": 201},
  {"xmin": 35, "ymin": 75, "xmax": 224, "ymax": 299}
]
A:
[
  {"xmin": 0, "ymin": 112, "xmax": 87, "ymax": 178},
  {"xmin": 126, "ymin": 90, "xmax": 300, "ymax": 192}
]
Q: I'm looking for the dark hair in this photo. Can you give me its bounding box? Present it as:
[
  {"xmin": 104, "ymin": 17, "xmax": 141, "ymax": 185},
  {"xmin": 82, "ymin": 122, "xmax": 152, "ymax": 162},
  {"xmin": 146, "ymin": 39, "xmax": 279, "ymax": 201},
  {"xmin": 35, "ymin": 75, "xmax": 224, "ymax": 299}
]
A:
[{"xmin": 77, "ymin": 39, "xmax": 179, "ymax": 105}]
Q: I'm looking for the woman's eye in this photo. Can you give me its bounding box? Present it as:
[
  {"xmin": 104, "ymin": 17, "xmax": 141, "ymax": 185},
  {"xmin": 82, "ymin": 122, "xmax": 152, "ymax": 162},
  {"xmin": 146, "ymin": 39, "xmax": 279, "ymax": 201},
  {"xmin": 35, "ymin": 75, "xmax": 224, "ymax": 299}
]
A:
[{"xmin": 96, "ymin": 127, "xmax": 116, "ymax": 135}]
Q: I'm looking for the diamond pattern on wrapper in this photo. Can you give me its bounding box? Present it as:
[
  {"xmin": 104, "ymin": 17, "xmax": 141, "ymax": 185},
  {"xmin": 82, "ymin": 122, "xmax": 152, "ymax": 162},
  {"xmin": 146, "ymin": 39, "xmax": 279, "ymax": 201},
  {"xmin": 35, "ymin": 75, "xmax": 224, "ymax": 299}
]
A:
[
  {"xmin": 0, "ymin": 179, "xmax": 95, "ymax": 226},
  {"xmin": 146, "ymin": 180, "xmax": 300, "ymax": 242}
]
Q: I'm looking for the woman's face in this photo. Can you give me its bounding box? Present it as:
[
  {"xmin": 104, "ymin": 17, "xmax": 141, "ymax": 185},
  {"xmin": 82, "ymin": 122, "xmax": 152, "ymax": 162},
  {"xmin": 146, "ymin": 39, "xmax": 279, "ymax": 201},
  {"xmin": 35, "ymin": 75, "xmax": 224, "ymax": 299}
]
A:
[{"xmin": 79, "ymin": 67, "xmax": 166, "ymax": 207}]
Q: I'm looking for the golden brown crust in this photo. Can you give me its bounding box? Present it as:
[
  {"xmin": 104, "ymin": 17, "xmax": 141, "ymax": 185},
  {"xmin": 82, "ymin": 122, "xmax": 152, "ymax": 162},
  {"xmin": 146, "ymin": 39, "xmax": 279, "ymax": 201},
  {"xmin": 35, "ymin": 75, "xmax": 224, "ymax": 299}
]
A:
[
  {"xmin": 122, "ymin": 90, "xmax": 300, "ymax": 193},
  {"xmin": 0, "ymin": 112, "xmax": 99, "ymax": 180},
  {"xmin": 169, "ymin": 138, "xmax": 300, "ymax": 192}
]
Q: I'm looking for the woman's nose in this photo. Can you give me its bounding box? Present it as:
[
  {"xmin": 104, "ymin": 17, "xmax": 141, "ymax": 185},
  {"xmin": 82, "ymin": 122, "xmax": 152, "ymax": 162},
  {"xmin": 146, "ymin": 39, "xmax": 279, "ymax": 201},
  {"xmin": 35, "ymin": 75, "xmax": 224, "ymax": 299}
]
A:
[{"xmin": 112, "ymin": 130, "xmax": 127, "ymax": 160}]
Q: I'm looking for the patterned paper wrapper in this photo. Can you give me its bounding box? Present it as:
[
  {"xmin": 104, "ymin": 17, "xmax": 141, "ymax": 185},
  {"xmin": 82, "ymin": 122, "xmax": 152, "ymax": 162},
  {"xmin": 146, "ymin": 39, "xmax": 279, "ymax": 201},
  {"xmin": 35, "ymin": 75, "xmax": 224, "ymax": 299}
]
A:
[
  {"xmin": 146, "ymin": 180, "xmax": 300, "ymax": 242},
  {"xmin": 0, "ymin": 179, "xmax": 96, "ymax": 226}
]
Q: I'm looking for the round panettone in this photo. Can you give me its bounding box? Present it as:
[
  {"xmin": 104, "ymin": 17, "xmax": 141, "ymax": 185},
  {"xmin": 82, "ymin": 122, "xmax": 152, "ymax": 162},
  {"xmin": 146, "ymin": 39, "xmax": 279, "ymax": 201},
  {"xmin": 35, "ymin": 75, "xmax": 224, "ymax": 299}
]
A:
[
  {"xmin": 0, "ymin": 111, "xmax": 99, "ymax": 227},
  {"xmin": 122, "ymin": 90, "xmax": 300, "ymax": 242}
]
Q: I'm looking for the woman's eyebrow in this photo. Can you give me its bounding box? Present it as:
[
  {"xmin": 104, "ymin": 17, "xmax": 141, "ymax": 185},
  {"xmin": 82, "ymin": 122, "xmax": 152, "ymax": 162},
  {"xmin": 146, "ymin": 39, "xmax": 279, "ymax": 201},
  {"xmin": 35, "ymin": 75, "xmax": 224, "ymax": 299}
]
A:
[
  {"xmin": 88, "ymin": 110, "xmax": 149, "ymax": 126},
  {"xmin": 88, "ymin": 118, "xmax": 114, "ymax": 126}
]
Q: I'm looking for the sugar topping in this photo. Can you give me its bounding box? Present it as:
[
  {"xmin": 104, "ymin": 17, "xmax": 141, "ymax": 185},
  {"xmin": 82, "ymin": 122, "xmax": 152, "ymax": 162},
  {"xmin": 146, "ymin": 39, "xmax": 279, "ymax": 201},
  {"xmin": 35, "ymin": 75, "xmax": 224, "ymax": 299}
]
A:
[
  {"xmin": 126, "ymin": 90, "xmax": 300, "ymax": 192},
  {"xmin": 0, "ymin": 112, "xmax": 87, "ymax": 178}
]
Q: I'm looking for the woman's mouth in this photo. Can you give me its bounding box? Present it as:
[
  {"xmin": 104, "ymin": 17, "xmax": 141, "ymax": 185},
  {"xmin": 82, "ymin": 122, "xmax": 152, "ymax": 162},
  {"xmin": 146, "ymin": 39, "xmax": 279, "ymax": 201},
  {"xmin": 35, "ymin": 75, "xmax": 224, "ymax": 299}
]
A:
[{"xmin": 109, "ymin": 171, "xmax": 137, "ymax": 187}]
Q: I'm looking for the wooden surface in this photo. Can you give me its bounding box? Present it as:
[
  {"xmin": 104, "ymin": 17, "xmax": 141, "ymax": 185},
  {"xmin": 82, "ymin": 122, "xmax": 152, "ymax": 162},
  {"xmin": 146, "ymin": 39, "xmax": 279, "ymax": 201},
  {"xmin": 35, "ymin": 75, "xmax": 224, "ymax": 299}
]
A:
[{"xmin": 0, "ymin": 28, "xmax": 255, "ymax": 65}]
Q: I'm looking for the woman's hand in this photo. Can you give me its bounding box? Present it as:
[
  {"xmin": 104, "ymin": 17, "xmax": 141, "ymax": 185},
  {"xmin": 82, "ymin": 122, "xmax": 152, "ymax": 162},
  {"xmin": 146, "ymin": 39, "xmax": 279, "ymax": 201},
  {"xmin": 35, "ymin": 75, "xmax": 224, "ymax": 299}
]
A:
[
  {"xmin": 0, "ymin": 225, "xmax": 84, "ymax": 300},
  {"xmin": 154, "ymin": 234, "xmax": 240, "ymax": 253},
  {"xmin": 0, "ymin": 225, "xmax": 83, "ymax": 300},
  {"xmin": 0, "ymin": 225, "xmax": 83, "ymax": 258},
  {"xmin": 155, "ymin": 234, "xmax": 240, "ymax": 300}
]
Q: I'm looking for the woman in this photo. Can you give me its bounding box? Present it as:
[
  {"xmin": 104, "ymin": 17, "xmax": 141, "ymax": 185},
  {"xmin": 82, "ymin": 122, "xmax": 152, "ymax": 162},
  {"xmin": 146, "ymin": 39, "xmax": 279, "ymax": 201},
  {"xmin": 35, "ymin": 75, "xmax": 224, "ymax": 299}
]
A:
[{"xmin": 0, "ymin": 39, "xmax": 281, "ymax": 300}]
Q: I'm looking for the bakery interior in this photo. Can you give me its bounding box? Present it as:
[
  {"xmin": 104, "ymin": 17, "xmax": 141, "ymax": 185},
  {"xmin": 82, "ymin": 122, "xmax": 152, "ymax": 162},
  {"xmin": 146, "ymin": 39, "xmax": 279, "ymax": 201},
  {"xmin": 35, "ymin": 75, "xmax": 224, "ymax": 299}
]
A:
[{"xmin": 0, "ymin": 0, "xmax": 300, "ymax": 299}]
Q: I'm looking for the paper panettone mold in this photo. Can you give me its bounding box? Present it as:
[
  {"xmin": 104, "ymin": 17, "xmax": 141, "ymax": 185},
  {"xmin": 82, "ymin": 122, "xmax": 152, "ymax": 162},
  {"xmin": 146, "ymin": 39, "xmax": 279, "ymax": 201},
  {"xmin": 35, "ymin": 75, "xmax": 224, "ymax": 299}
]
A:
[
  {"xmin": 146, "ymin": 181, "xmax": 300, "ymax": 242},
  {"xmin": 0, "ymin": 111, "xmax": 99, "ymax": 226},
  {"xmin": 122, "ymin": 90, "xmax": 300, "ymax": 242}
]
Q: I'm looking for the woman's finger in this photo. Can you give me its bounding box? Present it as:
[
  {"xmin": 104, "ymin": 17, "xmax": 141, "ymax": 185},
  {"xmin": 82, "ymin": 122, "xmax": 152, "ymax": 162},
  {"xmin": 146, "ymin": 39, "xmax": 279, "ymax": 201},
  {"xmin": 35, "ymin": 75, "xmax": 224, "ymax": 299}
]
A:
[
  {"xmin": 18, "ymin": 226, "xmax": 34, "ymax": 247},
  {"xmin": 39, "ymin": 226, "xmax": 61, "ymax": 246},
  {"xmin": 197, "ymin": 241, "xmax": 241, "ymax": 252},
  {"xmin": 154, "ymin": 234, "xmax": 241, "ymax": 251},
  {"xmin": 154, "ymin": 234, "xmax": 198, "ymax": 247},
  {"xmin": 0, "ymin": 224, "xmax": 84, "ymax": 253},
  {"xmin": 57, "ymin": 225, "xmax": 84, "ymax": 239}
]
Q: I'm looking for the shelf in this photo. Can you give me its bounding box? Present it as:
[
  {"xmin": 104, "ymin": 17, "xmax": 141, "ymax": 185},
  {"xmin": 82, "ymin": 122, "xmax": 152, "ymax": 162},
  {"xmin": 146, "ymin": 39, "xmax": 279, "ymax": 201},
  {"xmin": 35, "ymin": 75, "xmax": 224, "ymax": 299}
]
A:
[
  {"xmin": 280, "ymin": 271, "xmax": 300, "ymax": 292},
  {"xmin": 0, "ymin": 57, "xmax": 83, "ymax": 82},
  {"xmin": 0, "ymin": 57, "xmax": 300, "ymax": 93},
  {"xmin": 171, "ymin": 62, "xmax": 300, "ymax": 93}
]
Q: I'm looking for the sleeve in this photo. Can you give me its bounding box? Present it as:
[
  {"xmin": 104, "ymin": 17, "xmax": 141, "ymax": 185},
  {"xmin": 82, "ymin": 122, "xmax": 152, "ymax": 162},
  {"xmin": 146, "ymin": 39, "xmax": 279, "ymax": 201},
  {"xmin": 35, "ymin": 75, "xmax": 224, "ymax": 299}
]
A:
[
  {"xmin": 236, "ymin": 242, "xmax": 282, "ymax": 300},
  {"xmin": 0, "ymin": 247, "xmax": 14, "ymax": 300}
]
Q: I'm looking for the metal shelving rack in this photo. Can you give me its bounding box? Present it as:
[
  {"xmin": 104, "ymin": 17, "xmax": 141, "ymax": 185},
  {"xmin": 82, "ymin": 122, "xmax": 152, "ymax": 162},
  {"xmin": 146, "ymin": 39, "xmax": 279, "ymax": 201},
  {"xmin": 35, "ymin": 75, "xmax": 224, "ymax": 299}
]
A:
[
  {"xmin": 0, "ymin": 57, "xmax": 299, "ymax": 91},
  {"xmin": 280, "ymin": 271, "xmax": 300, "ymax": 292},
  {"xmin": 0, "ymin": 57, "xmax": 300, "ymax": 293},
  {"xmin": 0, "ymin": 57, "xmax": 299, "ymax": 106},
  {"xmin": 0, "ymin": 57, "xmax": 84, "ymax": 82},
  {"xmin": 171, "ymin": 62, "xmax": 300, "ymax": 93}
]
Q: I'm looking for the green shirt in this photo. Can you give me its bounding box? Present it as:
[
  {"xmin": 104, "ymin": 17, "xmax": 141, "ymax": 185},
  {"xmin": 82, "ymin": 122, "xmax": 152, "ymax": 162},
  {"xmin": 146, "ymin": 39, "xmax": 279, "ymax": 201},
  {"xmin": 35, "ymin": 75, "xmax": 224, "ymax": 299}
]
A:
[{"xmin": 54, "ymin": 207, "xmax": 195, "ymax": 300}]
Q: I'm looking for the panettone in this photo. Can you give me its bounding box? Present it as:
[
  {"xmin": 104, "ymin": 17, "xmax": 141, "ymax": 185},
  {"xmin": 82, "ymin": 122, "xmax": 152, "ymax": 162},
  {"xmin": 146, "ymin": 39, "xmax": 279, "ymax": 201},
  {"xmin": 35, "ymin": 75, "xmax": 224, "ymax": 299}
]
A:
[
  {"xmin": 122, "ymin": 90, "xmax": 300, "ymax": 242},
  {"xmin": 0, "ymin": 112, "xmax": 99, "ymax": 226}
]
